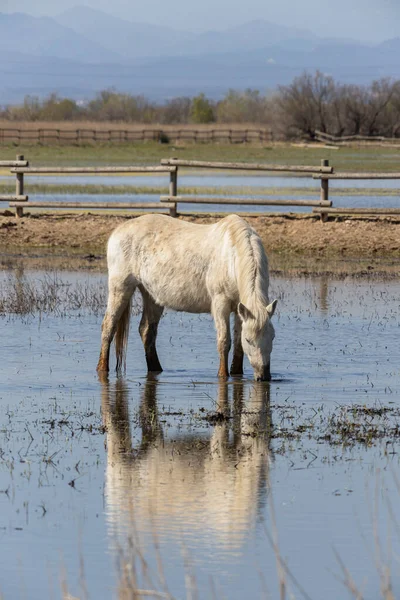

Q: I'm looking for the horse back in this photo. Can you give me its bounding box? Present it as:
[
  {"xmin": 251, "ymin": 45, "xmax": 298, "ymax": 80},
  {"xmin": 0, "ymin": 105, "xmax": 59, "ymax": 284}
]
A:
[{"xmin": 107, "ymin": 215, "xmax": 238, "ymax": 313}]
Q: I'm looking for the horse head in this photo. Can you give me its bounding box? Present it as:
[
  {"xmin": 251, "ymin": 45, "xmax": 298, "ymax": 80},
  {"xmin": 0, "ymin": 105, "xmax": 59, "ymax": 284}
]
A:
[{"xmin": 238, "ymin": 299, "xmax": 278, "ymax": 381}]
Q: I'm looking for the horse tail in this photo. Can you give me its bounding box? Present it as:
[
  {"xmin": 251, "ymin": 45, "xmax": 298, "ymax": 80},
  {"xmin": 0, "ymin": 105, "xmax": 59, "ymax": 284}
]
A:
[{"xmin": 115, "ymin": 300, "xmax": 131, "ymax": 373}]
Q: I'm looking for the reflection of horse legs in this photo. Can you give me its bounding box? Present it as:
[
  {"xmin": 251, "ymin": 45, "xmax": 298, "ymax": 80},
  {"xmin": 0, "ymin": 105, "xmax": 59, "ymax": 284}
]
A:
[
  {"xmin": 232, "ymin": 379, "xmax": 245, "ymax": 445},
  {"xmin": 210, "ymin": 381, "xmax": 230, "ymax": 457},
  {"xmin": 230, "ymin": 312, "xmax": 244, "ymax": 376},
  {"xmin": 100, "ymin": 376, "xmax": 132, "ymax": 456},
  {"xmin": 139, "ymin": 288, "xmax": 164, "ymax": 373},
  {"xmin": 241, "ymin": 382, "xmax": 272, "ymax": 439},
  {"xmin": 139, "ymin": 374, "xmax": 163, "ymax": 450},
  {"xmin": 97, "ymin": 276, "xmax": 136, "ymax": 372},
  {"xmin": 212, "ymin": 296, "xmax": 231, "ymax": 378}
]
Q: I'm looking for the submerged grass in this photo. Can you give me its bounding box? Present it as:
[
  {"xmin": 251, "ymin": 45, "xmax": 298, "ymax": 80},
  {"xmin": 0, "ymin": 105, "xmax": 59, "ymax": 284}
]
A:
[
  {"xmin": 37, "ymin": 399, "xmax": 400, "ymax": 449},
  {"xmin": 0, "ymin": 272, "xmax": 108, "ymax": 316},
  {"xmin": 0, "ymin": 271, "xmax": 146, "ymax": 317},
  {"xmin": 198, "ymin": 401, "xmax": 400, "ymax": 449}
]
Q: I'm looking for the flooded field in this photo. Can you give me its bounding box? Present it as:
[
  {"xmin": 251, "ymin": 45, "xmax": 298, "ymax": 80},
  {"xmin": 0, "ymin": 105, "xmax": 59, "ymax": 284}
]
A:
[{"xmin": 1, "ymin": 267, "xmax": 400, "ymax": 599}]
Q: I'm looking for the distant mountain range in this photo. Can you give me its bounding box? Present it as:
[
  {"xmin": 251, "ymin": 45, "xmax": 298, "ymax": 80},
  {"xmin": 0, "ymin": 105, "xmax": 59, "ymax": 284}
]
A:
[
  {"xmin": 0, "ymin": 12, "xmax": 119, "ymax": 62},
  {"xmin": 0, "ymin": 7, "xmax": 399, "ymax": 104}
]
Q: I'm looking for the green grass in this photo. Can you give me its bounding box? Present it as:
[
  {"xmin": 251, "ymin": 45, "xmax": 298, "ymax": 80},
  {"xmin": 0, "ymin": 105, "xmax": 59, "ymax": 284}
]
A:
[{"xmin": 1, "ymin": 141, "xmax": 400, "ymax": 171}]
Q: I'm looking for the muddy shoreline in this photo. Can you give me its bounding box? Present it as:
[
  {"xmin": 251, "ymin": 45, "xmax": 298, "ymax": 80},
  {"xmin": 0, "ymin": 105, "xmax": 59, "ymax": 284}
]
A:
[{"xmin": 0, "ymin": 211, "xmax": 399, "ymax": 276}]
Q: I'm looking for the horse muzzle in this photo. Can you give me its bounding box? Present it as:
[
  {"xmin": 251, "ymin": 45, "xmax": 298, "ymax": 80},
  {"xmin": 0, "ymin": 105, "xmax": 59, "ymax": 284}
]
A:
[{"xmin": 255, "ymin": 363, "xmax": 271, "ymax": 382}]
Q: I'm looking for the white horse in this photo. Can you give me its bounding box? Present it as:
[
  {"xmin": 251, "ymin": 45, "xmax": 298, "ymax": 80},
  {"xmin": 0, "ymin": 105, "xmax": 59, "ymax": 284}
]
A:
[{"xmin": 97, "ymin": 214, "xmax": 277, "ymax": 380}]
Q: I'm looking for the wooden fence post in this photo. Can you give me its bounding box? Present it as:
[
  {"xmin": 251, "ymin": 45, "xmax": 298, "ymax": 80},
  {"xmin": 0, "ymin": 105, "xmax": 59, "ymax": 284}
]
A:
[
  {"xmin": 169, "ymin": 165, "xmax": 178, "ymax": 217},
  {"xmin": 320, "ymin": 159, "xmax": 329, "ymax": 222},
  {"xmin": 15, "ymin": 154, "xmax": 25, "ymax": 218}
]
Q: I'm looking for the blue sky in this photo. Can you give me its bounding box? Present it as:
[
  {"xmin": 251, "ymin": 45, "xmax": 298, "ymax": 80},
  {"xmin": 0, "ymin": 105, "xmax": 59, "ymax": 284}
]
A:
[{"xmin": 1, "ymin": 0, "xmax": 399, "ymax": 41}]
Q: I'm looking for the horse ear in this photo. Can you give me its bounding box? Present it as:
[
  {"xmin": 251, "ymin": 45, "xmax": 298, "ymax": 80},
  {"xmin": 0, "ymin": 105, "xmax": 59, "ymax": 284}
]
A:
[
  {"xmin": 238, "ymin": 302, "xmax": 253, "ymax": 322},
  {"xmin": 266, "ymin": 299, "xmax": 278, "ymax": 318}
]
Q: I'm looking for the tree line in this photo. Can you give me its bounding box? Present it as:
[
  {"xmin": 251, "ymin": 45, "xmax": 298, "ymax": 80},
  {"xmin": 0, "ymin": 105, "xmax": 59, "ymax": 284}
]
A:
[{"xmin": 2, "ymin": 72, "xmax": 400, "ymax": 139}]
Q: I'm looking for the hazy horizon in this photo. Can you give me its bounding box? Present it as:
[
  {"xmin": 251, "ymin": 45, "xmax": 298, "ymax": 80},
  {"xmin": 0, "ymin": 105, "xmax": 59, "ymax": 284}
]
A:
[{"xmin": 0, "ymin": 0, "xmax": 399, "ymax": 43}]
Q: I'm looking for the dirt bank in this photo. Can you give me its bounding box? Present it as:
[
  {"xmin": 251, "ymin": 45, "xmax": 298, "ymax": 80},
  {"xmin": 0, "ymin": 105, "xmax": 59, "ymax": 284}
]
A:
[{"xmin": 0, "ymin": 211, "xmax": 399, "ymax": 275}]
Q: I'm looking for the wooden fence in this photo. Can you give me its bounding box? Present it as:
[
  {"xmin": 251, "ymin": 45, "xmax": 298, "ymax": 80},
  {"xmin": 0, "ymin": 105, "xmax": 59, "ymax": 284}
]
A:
[
  {"xmin": 0, "ymin": 127, "xmax": 273, "ymax": 145},
  {"xmin": 314, "ymin": 130, "xmax": 400, "ymax": 147},
  {"xmin": 2, "ymin": 155, "xmax": 178, "ymax": 217},
  {"xmin": 1, "ymin": 154, "xmax": 400, "ymax": 220},
  {"xmin": 312, "ymin": 170, "xmax": 400, "ymax": 220},
  {"xmin": 159, "ymin": 158, "xmax": 332, "ymax": 215},
  {"xmin": 3, "ymin": 126, "xmax": 400, "ymax": 147},
  {"xmin": 2, "ymin": 154, "xmax": 333, "ymax": 218}
]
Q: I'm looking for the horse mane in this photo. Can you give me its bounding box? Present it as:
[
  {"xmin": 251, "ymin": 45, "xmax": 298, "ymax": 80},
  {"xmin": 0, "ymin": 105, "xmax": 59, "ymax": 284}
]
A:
[{"xmin": 224, "ymin": 215, "xmax": 270, "ymax": 326}]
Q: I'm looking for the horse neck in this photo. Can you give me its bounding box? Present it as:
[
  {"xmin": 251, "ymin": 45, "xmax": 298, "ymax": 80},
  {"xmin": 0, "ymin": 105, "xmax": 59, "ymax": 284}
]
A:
[{"xmin": 235, "ymin": 234, "xmax": 270, "ymax": 314}]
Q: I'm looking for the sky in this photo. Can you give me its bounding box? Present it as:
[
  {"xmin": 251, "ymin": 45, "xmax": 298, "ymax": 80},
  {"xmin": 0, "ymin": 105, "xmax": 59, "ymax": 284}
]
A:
[{"xmin": 0, "ymin": 0, "xmax": 399, "ymax": 42}]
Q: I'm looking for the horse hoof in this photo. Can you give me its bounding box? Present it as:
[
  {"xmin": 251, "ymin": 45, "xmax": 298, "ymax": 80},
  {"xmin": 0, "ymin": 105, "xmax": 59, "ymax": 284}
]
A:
[
  {"xmin": 217, "ymin": 371, "xmax": 229, "ymax": 378},
  {"xmin": 230, "ymin": 369, "xmax": 244, "ymax": 376},
  {"xmin": 97, "ymin": 370, "xmax": 109, "ymax": 384},
  {"xmin": 96, "ymin": 361, "xmax": 109, "ymax": 373}
]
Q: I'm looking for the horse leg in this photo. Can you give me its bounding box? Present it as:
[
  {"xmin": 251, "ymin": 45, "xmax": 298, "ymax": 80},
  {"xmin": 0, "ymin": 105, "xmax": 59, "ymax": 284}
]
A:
[
  {"xmin": 230, "ymin": 312, "xmax": 244, "ymax": 376},
  {"xmin": 97, "ymin": 278, "xmax": 135, "ymax": 372},
  {"xmin": 139, "ymin": 289, "xmax": 164, "ymax": 373},
  {"xmin": 212, "ymin": 296, "xmax": 231, "ymax": 378}
]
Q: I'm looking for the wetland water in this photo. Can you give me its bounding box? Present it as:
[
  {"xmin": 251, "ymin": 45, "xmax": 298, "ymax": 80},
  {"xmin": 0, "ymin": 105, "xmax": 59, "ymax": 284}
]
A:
[
  {"xmin": 0, "ymin": 268, "xmax": 400, "ymax": 599},
  {"xmin": 1, "ymin": 172, "xmax": 400, "ymax": 212}
]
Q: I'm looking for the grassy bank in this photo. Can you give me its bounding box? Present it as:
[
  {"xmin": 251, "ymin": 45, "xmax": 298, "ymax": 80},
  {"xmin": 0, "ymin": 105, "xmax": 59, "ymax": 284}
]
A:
[{"xmin": 1, "ymin": 141, "xmax": 400, "ymax": 171}]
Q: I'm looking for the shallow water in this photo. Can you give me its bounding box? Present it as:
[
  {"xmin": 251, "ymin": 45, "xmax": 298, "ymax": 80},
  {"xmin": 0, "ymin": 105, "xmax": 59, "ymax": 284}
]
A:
[
  {"xmin": 2, "ymin": 191, "xmax": 399, "ymax": 213},
  {"xmin": 2, "ymin": 171, "xmax": 400, "ymax": 190},
  {"xmin": 0, "ymin": 269, "xmax": 399, "ymax": 599}
]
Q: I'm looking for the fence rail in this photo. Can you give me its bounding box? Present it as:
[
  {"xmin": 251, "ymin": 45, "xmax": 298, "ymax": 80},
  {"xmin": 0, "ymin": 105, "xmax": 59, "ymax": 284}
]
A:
[
  {"xmin": 161, "ymin": 158, "xmax": 333, "ymax": 173},
  {"xmin": 9, "ymin": 201, "xmax": 175, "ymax": 211},
  {"xmin": 314, "ymin": 172, "xmax": 400, "ymax": 180},
  {"xmin": 0, "ymin": 160, "xmax": 29, "ymax": 167},
  {"xmin": 313, "ymin": 207, "xmax": 400, "ymax": 217},
  {"xmin": 1, "ymin": 154, "xmax": 399, "ymax": 220},
  {"xmin": 11, "ymin": 166, "xmax": 176, "ymax": 174},
  {"xmin": 160, "ymin": 195, "xmax": 331, "ymax": 207},
  {"xmin": 0, "ymin": 127, "xmax": 273, "ymax": 145}
]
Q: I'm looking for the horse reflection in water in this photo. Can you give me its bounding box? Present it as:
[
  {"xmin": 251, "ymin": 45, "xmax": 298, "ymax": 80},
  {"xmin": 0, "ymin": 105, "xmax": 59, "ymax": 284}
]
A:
[{"xmin": 101, "ymin": 376, "xmax": 272, "ymax": 549}]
